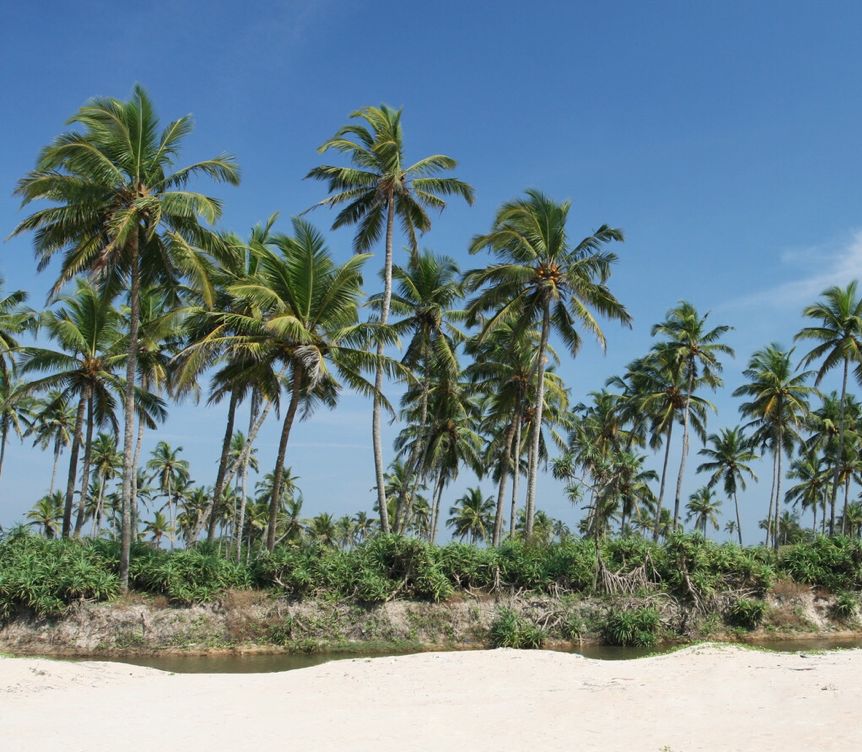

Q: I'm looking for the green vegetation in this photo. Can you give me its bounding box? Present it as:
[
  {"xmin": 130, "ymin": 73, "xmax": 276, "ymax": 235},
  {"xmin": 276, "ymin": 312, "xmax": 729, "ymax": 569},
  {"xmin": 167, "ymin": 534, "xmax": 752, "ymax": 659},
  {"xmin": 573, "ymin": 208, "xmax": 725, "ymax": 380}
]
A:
[
  {"xmin": 725, "ymin": 598, "xmax": 767, "ymax": 630},
  {"xmin": 489, "ymin": 607, "xmax": 545, "ymax": 649},
  {"xmin": 601, "ymin": 606, "xmax": 661, "ymax": 647}
]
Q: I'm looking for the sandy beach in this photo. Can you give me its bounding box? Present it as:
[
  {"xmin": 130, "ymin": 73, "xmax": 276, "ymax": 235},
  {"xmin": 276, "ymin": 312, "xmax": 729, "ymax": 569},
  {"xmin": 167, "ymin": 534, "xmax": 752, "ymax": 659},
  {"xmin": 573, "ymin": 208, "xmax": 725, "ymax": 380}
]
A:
[{"xmin": 1, "ymin": 644, "xmax": 859, "ymax": 751}]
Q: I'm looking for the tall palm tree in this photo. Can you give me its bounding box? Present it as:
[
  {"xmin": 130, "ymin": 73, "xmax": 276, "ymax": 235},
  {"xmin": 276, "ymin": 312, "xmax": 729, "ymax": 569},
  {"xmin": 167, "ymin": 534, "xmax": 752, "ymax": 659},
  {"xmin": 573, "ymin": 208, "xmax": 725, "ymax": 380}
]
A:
[
  {"xmin": 378, "ymin": 251, "xmax": 464, "ymax": 532},
  {"xmin": 466, "ymin": 190, "xmax": 630, "ymax": 537},
  {"xmin": 228, "ymin": 430, "xmax": 259, "ymax": 561},
  {"xmin": 14, "ymin": 85, "xmax": 240, "ymax": 589},
  {"xmin": 89, "ymin": 432, "xmax": 121, "ymax": 537},
  {"xmin": 796, "ymin": 282, "xmax": 862, "ymax": 534},
  {"xmin": 685, "ymin": 486, "xmax": 722, "ymax": 537},
  {"xmin": 25, "ymin": 391, "xmax": 75, "ymax": 495},
  {"xmin": 446, "ymin": 486, "xmax": 495, "ymax": 543},
  {"xmin": 734, "ymin": 345, "xmax": 814, "ymax": 548},
  {"xmin": 697, "ymin": 427, "xmax": 758, "ymax": 545},
  {"xmin": 786, "ymin": 449, "xmax": 829, "ymax": 532},
  {"xmin": 143, "ymin": 510, "xmax": 173, "ymax": 548},
  {"xmin": 18, "ymin": 281, "xmax": 127, "ymax": 537},
  {"xmin": 146, "ymin": 441, "xmax": 190, "ymax": 550},
  {"xmin": 199, "ymin": 219, "xmax": 397, "ymax": 549},
  {"xmin": 307, "ymin": 105, "xmax": 474, "ymax": 532},
  {"xmin": 651, "ymin": 302, "xmax": 733, "ymax": 530}
]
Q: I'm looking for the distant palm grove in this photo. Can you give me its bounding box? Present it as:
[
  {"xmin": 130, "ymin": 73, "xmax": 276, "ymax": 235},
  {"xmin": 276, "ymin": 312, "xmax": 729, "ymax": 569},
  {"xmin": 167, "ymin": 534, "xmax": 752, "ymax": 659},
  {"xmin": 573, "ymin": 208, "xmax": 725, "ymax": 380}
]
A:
[{"xmin": 3, "ymin": 87, "xmax": 862, "ymax": 593}]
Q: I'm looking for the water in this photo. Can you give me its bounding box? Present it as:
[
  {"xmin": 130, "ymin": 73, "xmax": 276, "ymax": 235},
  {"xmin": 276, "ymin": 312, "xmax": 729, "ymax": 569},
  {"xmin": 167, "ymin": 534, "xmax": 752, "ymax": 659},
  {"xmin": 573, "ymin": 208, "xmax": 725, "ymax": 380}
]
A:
[{"xmin": 86, "ymin": 637, "xmax": 862, "ymax": 674}]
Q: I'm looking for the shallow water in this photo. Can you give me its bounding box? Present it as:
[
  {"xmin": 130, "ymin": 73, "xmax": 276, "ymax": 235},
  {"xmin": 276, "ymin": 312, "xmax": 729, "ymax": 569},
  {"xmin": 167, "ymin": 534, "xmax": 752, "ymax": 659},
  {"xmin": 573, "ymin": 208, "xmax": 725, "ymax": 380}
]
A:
[{"xmin": 87, "ymin": 636, "xmax": 862, "ymax": 673}]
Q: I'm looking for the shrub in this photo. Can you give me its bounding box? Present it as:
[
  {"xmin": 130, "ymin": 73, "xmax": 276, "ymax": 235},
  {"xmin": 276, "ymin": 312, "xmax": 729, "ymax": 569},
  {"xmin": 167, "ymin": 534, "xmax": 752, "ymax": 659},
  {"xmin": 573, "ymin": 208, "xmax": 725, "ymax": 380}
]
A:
[
  {"xmin": 489, "ymin": 607, "xmax": 545, "ymax": 649},
  {"xmin": 725, "ymin": 598, "xmax": 766, "ymax": 630},
  {"xmin": 129, "ymin": 547, "xmax": 251, "ymax": 603},
  {"xmin": 601, "ymin": 606, "xmax": 661, "ymax": 647},
  {"xmin": 831, "ymin": 592, "xmax": 857, "ymax": 621},
  {"xmin": 436, "ymin": 543, "xmax": 499, "ymax": 590},
  {"xmin": 778, "ymin": 536, "xmax": 862, "ymax": 592}
]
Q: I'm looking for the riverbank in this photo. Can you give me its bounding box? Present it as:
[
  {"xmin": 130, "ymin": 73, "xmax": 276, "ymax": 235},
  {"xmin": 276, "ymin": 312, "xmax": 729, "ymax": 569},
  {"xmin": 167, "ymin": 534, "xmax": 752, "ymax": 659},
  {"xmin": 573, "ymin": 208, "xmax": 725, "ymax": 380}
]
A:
[
  {"xmin": 2, "ymin": 644, "xmax": 860, "ymax": 751},
  {"xmin": 1, "ymin": 586, "xmax": 859, "ymax": 657}
]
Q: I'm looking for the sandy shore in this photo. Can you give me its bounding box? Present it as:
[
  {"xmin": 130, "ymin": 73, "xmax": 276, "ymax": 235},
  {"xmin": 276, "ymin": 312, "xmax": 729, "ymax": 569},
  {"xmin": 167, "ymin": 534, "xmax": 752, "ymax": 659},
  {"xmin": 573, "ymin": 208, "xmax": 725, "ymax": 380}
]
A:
[{"xmin": 1, "ymin": 644, "xmax": 859, "ymax": 751}]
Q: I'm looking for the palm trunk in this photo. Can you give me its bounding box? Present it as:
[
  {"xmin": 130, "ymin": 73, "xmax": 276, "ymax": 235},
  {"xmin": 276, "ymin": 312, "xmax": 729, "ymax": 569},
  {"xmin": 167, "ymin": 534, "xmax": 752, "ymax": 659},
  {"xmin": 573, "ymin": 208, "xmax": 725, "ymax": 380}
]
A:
[
  {"xmin": 49, "ymin": 437, "xmax": 61, "ymax": 495},
  {"xmin": 223, "ymin": 395, "xmax": 271, "ymax": 493},
  {"xmin": 829, "ymin": 358, "xmax": 850, "ymax": 536},
  {"xmin": 653, "ymin": 421, "xmax": 674, "ymax": 541},
  {"xmin": 842, "ymin": 474, "xmax": 851, "ymax": 535},
  {"xmin": 0, "ymin": 422, "xmax": 7, "ymax": 486},
  {"xmin": 130, "ymin": 411, "xmax": 145, "ymax": 543},
  {"xmin": 672, "ymin": 368, "xmax": 696, "ymax": 531},
  {"xmin": 62, "ymin": 394, "xmax": 87, "ymax": 538},
  {"xmin": 509, "ymin": 410, "xmax": 523, "ymax": 537},
  {"xmin": 525, "ymin": 301, "xmax": 551, "ymax": 539},
  {"xmin": 396, "ymin": 357, "xmax": 431, "ymax": 535},
  {"xmin": 773, "ymin": 427, "xmax": 783, "ymax": 550},
  {"xmin": 765, "ymin": 440, "xmax": 778, "ymax": 547},
  {"xmin": 266, "ymin": 370, "xmax": 302, "ymax": 551},
  {"xmin": 492, "ymin": 419, "xmax": 517, "ymax": 546},
  {"xmin": 372, "ymin": 195, "xmax": 396, "ymax": 534},
  {"xmin": 73, "ymin": 391, "xmax": 94, "ymax": 536},
  {"xmin": 207, "ymin": 390, "xmax": 239, "ymax": 543},
  {"xmin": 92, "ymin": 471, "xmax": 107, "ymax": 538},
  {"xmin": 812, "ymin": 498, "xmax": 817, "ymax": 534},
  {"xmin": 733, "ymin": 491, "xmax": 743, "ymax": 546},
  {"xmin": 235, "ymin": 392, "xmax": 258, "ymax": 562},
  {"xmin": 119, "ymin": 230, "xmax": 140, "ymax": 592},
  {"xmin": 430, "ymin": 470, "xmax": 445, "ymax": 543}
]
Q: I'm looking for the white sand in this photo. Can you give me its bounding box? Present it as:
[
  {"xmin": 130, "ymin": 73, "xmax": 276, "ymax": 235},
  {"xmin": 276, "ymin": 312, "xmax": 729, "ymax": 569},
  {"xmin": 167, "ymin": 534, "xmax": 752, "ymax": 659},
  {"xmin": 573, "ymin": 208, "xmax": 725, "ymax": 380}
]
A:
[{"xmin": 1, "ymin": 645, "xmax": 858, "ymax": 751}]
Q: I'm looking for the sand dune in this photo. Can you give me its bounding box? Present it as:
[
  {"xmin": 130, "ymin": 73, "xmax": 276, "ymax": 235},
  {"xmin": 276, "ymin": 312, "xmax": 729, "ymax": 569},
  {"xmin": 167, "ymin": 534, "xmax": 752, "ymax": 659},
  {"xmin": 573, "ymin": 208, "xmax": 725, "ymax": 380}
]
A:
[{"xmin": 1, "ymin": 645, "xmax": 859, "ymax": 751}]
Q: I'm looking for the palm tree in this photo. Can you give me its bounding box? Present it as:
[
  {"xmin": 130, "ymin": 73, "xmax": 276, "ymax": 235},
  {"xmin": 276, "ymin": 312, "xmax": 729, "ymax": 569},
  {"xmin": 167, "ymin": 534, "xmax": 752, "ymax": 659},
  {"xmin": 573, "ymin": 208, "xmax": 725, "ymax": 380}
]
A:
[
  {"xmin": 786, "ymin": 449, "xmax": 829, "ymax": 532},
  {"xmin": 651, "ymin": 303, "xmax": 733, "ymax": 531},
  {"xmin": 796, "ymin": 282, "xmax": 862, "ymax": 534},
  {"xmin": 307, "ymin": 105, "xmax": 474, "ymax": 533},
  {"xmin": 724, "ymin": 519, "xmax": 738, "ymax": 541},
  {"xmin": 307, "ymin": 513, "xmax": 337, "ymax": 547},
  {"xmin": 14, "ymin": 86, "xmax": 240, "ymax": 590},
  {"xmin": 143, "ymin": 510, "xmax": 173, "ymax": 548},
  {"xmin": 228, "ymin": 430, "xmax": 259, "ymax": 561},
  {"xmin": 697, "ymin": 427, "xmax": 758, "ymax": 545},
  {"xmin": 734, "ymin": 345, "xmax": 814, "ymax": 548},
  {"xmin": 89, "ymin": 433, "xmax": 121, "ymax": 537},
  {"xmin": 466, "ymin": 190, "xmax": 630, "ymax": 537},
  {"xmin": 146, "ymin": 441, "xmax": 190, "ymax": 550},
  {"xmin": 378, "ymin": 251, "xmax": 464, "ymax": 533},
  {"xmin": 196, "ymin": 219, "xmax": 397, "ymax": 550},
  {"xmin": 18, "ymin": 281, "xmax": 127, "ymax": 537},
  {"xmin": 446, "ymin": 487, "xmax": 495, "ymax": 543},
  {"xmin": 0, "ymin": 377, "xmax": 34, "ymax": 486},
  {"xmin": 26, "ymin": 492, "xmax": 63, "ymax": 538},
  {"xmin": 0, "ymin": 277, "xmax": 34, "ymax": 382},
  {"xmin": 685, "ymin": 486, "xmax": 721, "ymax": 537},
  {"xmin": 25, "ymin": 391, "xmax": 75, "ymax": 495}
]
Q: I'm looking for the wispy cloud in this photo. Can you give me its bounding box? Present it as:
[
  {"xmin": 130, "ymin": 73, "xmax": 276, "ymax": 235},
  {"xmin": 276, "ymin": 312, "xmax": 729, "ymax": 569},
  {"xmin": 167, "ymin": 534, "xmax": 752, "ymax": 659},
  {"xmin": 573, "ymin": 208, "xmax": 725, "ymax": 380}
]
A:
[{"xmin": 719, "ymin": 230, "xmax": 862, "ymax": 310}]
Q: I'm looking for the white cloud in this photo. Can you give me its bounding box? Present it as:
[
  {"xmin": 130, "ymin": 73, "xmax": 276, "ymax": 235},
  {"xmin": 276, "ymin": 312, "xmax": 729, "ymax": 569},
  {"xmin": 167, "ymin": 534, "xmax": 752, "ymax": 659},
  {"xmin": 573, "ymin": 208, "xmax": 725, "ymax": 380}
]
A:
[{"xmin": 719, "ymin": 230, "xmax": 862, "ymax": 310}]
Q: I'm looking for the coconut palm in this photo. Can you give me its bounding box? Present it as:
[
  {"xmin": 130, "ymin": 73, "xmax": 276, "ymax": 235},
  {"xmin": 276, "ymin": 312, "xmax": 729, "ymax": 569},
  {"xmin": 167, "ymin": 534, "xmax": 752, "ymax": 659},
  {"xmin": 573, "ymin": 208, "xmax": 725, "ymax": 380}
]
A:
[
  {"xmin": 197, "ymin": 218, "xmax": 399, "ymax": 550},
  {"xmin": 307, "ymin": 105, "xmax": 474, "ymax": 533},
  {"xmin": 651, "ymin": 303, "xmax": 733, "ymax": 531},
  {"xmin": 697, "ymin": 427, "xmax": 758, "ymax": 545},
  {"xmin": 734, "ymin": 345, "xmax": 814, "ymax": 548},
  {"xmin": 25, "ymin": 391, "xmax": 75, "ymax": 495},
  {"xmin": 18, "ymin": 281, "xmax": 128, "ymax": 537},
  {"xmin": 88, "ymin": 433, "xmax": 121, "ymax": 537},
  {"xmin": 0, "ymin": 377, "xmax": 34, "ymax": 486},
  {"xmin": 796, "ymin": 282, "xmax": 862, "ymax": 534},
  {"xmin": 0, "ymin": 278, "xmax": 34, "ymax": 382},
  {"xmin": 26, "ymin": 493, "xmax": 64, "ymax": 539},
  {"xmin": 14, "ymin": 85, "xmax": 240, "ymax": 589},
  {"xmin": 786, "ymin": 450, "xmax": 829, "ymax": 532},
  {"xmin": 685, "ymin": 486, "xmax": 721, "ymax": 537},
  {"xmin": 307, "ymin": 513, "xmax": 337, "ymax": 547},
  {"xmin": 446, "ymin": 486, "xmax": 495, "ymax": 543},
  {"xmin": 466, "ymin": 190, "xmax": 629, "ymax": 537},
  {"xmin": 143, "ymin": 510, "xmax": 173, "ymax": 547},
  {"xmin": 724, "ymin": 519, "xmax": 738, "ymax": 541},
  {"xmin": 146, "ymin": 441, "xmax": 190, "ymax": 550},
  {"xmin": 228, "ymin": 430, "xmax": 259, "ymax": 560}
]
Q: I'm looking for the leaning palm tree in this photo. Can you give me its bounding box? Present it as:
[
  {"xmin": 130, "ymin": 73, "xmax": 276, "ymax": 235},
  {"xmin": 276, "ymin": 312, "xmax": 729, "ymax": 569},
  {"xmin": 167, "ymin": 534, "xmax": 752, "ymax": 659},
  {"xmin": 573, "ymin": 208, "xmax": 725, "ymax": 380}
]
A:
[
  {"xmin": 446, "ymin": 486, "xmax": 495, "ymax": 543},
  {"xmin": 697, "ymin": 427, "xmax": 758, "ymax": 545},
  {"xmin": 0, "ymin": 377, "xmax": 34, "ymax": 486},
  {"xmin": 734, "ymin": 345, "xmax": 814, "ymax": 548},
  {"xmin": 796, "ymin": 282, "xmax": 862, "ymax": 534},
  {"xmin": 466, "ymin": 189, "xmax": 630, "ymax": 537},
  {"xmin": 651, "ymin": 302, "xmax": 733, "ymax": 530},
  {"xmin": 26, "ymin": 492, "xmax": 64, "ymax": 539},
  {"xmin": 191, "ymin": 219, "xmax": 400, "ymax": 550},
  {"xmin": 685, "ymin": 486, "xmax": 722, "ymax": 537},
  {"xmin": 0, "ymin": 277, "xmax": 34, "ymax": 382},
  {"xmin": 14, "ymin": 85, "xmax": 239, "ymax": 589},
  {"xmin": 786, "ymin": 449, "xmax": 829, "ymax": 533},
  {"xmin": 307, "ymin": 105, "xmax": 474, "ymax": 532}
]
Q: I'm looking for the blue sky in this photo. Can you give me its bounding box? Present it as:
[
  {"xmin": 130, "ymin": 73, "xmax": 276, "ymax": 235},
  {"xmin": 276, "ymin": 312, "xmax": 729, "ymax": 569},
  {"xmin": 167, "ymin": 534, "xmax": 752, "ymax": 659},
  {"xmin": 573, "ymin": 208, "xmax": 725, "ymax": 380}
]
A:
[{"xmin": 2, "ymin": 0, "xmax": 861, "ymax": 541}]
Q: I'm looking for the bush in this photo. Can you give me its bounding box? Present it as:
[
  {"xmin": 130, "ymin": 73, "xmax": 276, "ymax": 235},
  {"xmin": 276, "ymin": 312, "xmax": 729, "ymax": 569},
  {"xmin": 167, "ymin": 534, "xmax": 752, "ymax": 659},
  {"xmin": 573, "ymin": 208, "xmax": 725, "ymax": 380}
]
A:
[
  {"xmin": 489, "ymin": 607, "xmax": 545, "ymax": 648},
  {"xmin": 436, "ymin": 543, "xmax": 499, "ymax": 590},
  {"xmin": 725, "ymin": 598, "xmax": 766, "ymax": 630},
  {"xmin": 778, "ymin": 536, "xmax": 862, "ymax": 592},
  {"xmin": 831, "ymin": 592, "xmax": 857, "ymax": 621},
  {"xmin": 601, "ymin": 606, "xmax": 661, "ymax": 647}
]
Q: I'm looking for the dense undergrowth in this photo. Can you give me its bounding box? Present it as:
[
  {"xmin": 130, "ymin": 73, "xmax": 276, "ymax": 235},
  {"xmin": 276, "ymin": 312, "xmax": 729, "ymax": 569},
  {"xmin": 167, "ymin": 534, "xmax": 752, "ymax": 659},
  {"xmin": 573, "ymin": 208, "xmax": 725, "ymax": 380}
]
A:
[{"xmin": 2, "ymin": 529, "xmax": 862, "ymax": 623}]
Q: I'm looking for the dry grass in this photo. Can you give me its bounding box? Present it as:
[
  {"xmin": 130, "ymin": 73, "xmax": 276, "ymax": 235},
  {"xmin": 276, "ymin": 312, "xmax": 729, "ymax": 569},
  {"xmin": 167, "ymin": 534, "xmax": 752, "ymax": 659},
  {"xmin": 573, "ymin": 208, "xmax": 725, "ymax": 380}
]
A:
[{"xmin": 770, "ymin": 578, "xmax": 811, "ymax": 599}]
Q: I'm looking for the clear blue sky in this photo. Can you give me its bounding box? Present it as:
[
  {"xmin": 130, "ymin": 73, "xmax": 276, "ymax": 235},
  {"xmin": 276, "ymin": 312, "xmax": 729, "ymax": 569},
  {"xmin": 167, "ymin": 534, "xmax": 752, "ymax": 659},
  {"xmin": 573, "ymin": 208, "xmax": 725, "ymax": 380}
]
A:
[{"xmin": 2, "ymin": 0, "xmax": 861, "ymax": 541}]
